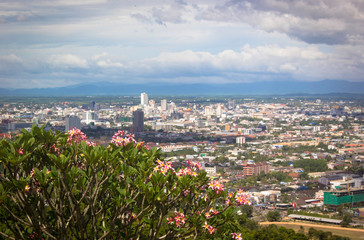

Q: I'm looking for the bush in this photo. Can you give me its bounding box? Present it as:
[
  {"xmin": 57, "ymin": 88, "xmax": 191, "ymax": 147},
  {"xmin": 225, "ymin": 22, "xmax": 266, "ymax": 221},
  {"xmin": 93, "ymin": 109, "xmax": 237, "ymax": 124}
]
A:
[
  {"xmin": 267, "ymin": 210, "xmax": 281, "ymax": 222},
  {"xmin": 0, "ymin": 126, "xmax": 250, "ymax": 239}
]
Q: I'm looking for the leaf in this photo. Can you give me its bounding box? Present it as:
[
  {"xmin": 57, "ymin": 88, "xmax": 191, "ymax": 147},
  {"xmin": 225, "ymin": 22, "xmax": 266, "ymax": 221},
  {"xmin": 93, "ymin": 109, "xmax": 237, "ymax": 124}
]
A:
[{"xmin": 28, "ymin": 137, "xmax": 36, "ymax": 146}]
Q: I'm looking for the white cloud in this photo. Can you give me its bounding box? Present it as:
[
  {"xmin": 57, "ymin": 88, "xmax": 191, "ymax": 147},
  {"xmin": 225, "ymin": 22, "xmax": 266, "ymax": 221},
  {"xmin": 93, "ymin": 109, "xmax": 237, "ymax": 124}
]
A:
[
  {"xmin": 49, "ymin": 54, "xmax": 88, "ymax": 69},
  {"xmin": 96, "ymin": 59, "xmax": 123, "ymax": 68}
]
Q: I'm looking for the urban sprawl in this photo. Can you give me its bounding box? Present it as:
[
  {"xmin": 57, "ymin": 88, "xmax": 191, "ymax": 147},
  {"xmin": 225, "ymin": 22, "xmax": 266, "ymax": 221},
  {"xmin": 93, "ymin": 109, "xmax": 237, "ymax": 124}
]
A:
[{"xmin": 1, "ymin": 93, "xmax": 364, "ymax": 227}]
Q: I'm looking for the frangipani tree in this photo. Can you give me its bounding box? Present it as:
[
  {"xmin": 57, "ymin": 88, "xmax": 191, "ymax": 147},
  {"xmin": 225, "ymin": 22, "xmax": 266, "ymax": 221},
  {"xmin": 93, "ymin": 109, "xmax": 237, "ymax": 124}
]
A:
[{"xmin": 0, "ymin": 125, "xmax": 249, "ymax": 239}]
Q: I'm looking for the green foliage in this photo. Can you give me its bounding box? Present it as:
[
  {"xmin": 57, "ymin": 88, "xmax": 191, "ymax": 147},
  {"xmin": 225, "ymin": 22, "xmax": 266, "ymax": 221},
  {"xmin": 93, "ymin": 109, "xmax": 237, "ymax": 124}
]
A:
[
  {"xmin": 0, "ymin": 125, "xmax": 250, "ymax": 239},
  {"xmin": 340, "ymin": 213, "xmax": 352, "ymax": 227},
  {"xmin": 308, "ymin": 227, "xmax": 351, "ymax": 240},
  {"xmin": 293, "ymin": 159, "xmax": 328, "ymax": 173},
  {"xmin": 250, "ymin": 225, "xmax": 308, "ymax": 240},
  {"xmin": 239, "ymin": 204, "xmax": 254, "ymax": 218},
  {"xmin": 267, "ymin": 211, "xmax": 281, "ymax": 222}
]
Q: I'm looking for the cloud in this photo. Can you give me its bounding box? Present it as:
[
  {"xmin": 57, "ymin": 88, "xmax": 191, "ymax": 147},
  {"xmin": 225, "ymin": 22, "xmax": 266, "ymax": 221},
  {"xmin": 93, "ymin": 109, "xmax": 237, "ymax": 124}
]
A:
[
  {"xmin": 197, "ymin": 0, "xmax": 364, "ymax": 45},
  {"xmin": 0, "ymin": 0, "xmax": 363, "ymax": 88},
  {"xmin": 0, "ymin": 54, "xmax": 24, "ymax": 74},
  {"xmin": 133, "ymin": 44, "xmax": 364, "ymax": 82},
  {"xmin": 49, "ymin": 54, "xmax": 88, "ymax": 69}
]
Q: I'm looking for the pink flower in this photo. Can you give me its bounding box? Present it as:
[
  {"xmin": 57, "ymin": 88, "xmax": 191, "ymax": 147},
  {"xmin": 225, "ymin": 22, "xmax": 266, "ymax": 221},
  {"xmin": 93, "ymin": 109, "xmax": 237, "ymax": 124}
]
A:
[
  {"xmin": 154, "ymin": 160, "xmax": 175, "ymax": 175},
  {"xmin": 67, "ymin": 128, "xmax": 87, "ymax": 144},
  {"xmin": 176, "ymin": 167, "xmax": 197, "ymax": 177},
  {"xmin": 18, "ymin": 147, "xmax": 23, "ymax": 155},
  {"xmin": 51, "ymin": 144, "xmax": 60, "ymax": 154},
  {"xmin": 205, "ymin": 208, "xmax": 219, "ymax": 218},
  {"xmin": 30, "ymin": 168, "xmax": 35, "ymax": 177},
  {"xmin": 183, "ymin": 190, "xmax": 190, "ymax": 196},
  {"xmin": 208, "ymin": 180, "xmax": 224, "ymax": 194},
  {"xmin": 209, "ymin": 208, "xmax": 219, "ymax": 216},
  {"xmin": 111, "ymin": 130, "xmax": 136, "ymax": 147},
  {"xmin": 166, "ymin": 211, "xmax": 186, "ymax": 228},
  {"xmin": 235, "ymin": 190, "xmax": 251, "ymax": 206},
  {"xmin": 187, "ymin": 160, "xmax": 202, "ymax": 171},
  {"xmin": 203, "ymin": 222, "xmax": 216, "ymax": 234},
  {"xmin": 86, "ymin": 140, "xmax": 97, "ymax": 147},
  {"xmin": 231, "ymin": 233, "xmax": 243, "ymax": 240}
]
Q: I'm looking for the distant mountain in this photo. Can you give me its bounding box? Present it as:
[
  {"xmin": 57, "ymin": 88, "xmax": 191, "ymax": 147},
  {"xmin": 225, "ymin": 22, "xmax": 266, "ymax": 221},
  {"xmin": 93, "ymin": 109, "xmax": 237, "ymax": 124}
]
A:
[{"xmin": 1, "ymin": 80, "xmax": 364, "ymax": 96}]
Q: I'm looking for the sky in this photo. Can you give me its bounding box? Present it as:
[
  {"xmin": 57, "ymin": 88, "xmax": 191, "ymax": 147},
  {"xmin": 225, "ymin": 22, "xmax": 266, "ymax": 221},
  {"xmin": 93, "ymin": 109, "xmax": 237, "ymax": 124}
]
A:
[{"xmin": 0, "ymin": 0, "xmax": 364, "ymax": 89}]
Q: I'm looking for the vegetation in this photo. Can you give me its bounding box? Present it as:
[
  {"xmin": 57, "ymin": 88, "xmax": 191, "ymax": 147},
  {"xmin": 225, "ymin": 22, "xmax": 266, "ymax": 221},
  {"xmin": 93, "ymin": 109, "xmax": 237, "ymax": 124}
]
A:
[
  {"xmin": 267, "ymin": 211, "xmax": 281, "ymax": 222},
  {"xmin": 0, "ymin": 125, "xmax": 353, "ymax": 239},
  {"xmin": 293, "ymin": 159, "xmax": 328, "ymax": 173},
  {"xmin": 0, "ymin": 125, "xmax": 252, "ymax": 239}
]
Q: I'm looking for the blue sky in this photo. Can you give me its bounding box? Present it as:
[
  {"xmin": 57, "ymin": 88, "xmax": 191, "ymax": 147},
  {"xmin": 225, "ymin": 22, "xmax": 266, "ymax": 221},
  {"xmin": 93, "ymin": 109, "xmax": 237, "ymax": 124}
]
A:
[{"xmin": 0, "ymin": 0, "xmax": 364, "ymax": 88}]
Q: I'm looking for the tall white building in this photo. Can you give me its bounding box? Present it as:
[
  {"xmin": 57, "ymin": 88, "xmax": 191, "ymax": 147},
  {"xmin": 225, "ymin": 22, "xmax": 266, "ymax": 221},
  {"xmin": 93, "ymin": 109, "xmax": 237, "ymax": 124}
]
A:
[
  {"xmin": 82, "ymin": 111, "xmax": 98, "ymax": 125},
  {"xmin": 161, "ymin": 99, "xmax": 167, "ymax": 111},
  {"xmin": 141, "ymin": 92, "xmax": 148, "ymax": 106}
]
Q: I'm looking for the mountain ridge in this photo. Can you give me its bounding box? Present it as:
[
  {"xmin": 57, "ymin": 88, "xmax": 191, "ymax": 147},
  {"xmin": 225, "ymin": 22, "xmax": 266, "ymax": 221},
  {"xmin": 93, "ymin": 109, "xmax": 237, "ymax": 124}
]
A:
[{"xmin": 1, "ymin": 80, "xmax": 364, "ymax": 96}]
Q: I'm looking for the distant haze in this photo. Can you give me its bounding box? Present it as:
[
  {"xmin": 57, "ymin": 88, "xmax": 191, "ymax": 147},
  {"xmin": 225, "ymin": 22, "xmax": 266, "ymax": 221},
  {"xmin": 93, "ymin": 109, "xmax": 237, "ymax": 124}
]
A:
[{"xmin": 1, "ymin": 80, "xmax": 364, "ymax": 96}]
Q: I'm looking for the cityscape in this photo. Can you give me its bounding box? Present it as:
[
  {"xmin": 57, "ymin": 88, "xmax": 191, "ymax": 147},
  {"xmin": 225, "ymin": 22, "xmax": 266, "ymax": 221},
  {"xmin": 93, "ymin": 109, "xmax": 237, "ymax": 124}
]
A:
[
  {"xmin": 1, "ymin": 0, "xmax": 364, "ymax": 239},
  {"xmin": 1, "ymin": 93, "xmax": 364, "ymax": 238}
]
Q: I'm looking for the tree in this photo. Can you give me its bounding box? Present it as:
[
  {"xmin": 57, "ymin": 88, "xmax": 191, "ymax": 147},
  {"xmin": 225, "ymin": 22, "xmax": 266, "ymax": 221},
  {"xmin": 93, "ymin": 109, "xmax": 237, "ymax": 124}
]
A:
[
  {"xmin": 340, "ymin": 213, "xmax": 352, "ymax": 227},
  {"xmin": 0, "ymin": 125, "xmax": 250, "ymax": 239},
  {"xmin": 267, "ymin": 211, "xmax": 281, "ymax": 222},
  {"xmin": 240, "ymin": 204, "xmax": 253, "ymax": 218},
  {"xmin": 293, "ymin": 159, "xmax": 328, "ymax": 173}
]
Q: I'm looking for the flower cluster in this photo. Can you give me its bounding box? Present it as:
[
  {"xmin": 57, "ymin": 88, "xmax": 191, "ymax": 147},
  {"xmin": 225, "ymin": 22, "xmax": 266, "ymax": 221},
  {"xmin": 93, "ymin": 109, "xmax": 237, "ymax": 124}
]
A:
[
  {"xmin": 200, "ymin": 192, "xmax": 208, "ymax": 201},
  {"xmin": 25, "ymin": 168, "xmax": 51, "ymax": 193},
  {"xmin": 187, "ymin": 160, "xmax": 202, "ymax": 171},
  {"xmin": 154, "ymin": 160, "xmax": 175, "ymax": 175},
  {"xmin": 226, "ymin": 192, "xmax": 233, "ymax": 205},
  {"xmin": 235, "ymin": 194, "xmax": 250, "ymax": 206},
  {"xmin": 167, "ymin": 211, "xmax": 186, "ymax": 228},
  {"xmin": 111, "ymin": 130, "xmax": 136, "ymax": 147},
  {"xmin": 205, "ymin": 208, "xmax": 219, "ymax": 219},
  {"xmin": 176, "ymin": 167, "xmax": 197, "ymax": 177},
  {"xmin": 226, "ymin": 190, "xmax": 251, "ymax": 206},
  {"xmin": 18, "ymin": 147, "xmax": 23, "ymax": 155},
  {"xmin": 203, "ymin": 222, "xmax": 216, "ymax": 234},
  {"xmin": 67, "ymin": 128, "xmax": 87, "ymax": 144},
  {"xmin": 208, "ymin": 180, "xmax": 224, "ymax": 194},
  {"xmin": 235, "ymin": 189, "xmax": 251, "ymax": 206},
  {"xmin": 231, "ymin": 233, "xmax": 243, "ymax": 240},
  {"xmin": 50, "ymin": 144, "xmax": 60, "ymax": 154}
]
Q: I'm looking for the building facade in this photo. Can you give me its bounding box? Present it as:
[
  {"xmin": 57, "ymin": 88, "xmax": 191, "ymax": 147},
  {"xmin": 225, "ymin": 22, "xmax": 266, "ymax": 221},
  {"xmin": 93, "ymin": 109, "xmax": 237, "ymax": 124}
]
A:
[
  {"xmin": 65, "ymin": 116, "xmax": 81, "ymax": 131},
  {"xmin": 133, "ymin": 109, "xmax": 144, "ymax": 132},
  {"xmin": 141, "ymin": 93, "xmax": 148, "ymax": 106}
]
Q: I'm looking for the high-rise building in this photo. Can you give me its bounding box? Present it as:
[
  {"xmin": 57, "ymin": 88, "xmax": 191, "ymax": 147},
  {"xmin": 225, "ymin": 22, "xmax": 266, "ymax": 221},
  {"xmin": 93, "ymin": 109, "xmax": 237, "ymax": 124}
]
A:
[
  {"xmin": 133, "ymin": 109, "xmax": 144, "ymax": 132},
  {"xmin": 65, "ymin": 116, "xmax": 81, "ymax": 131},
  {"xmin": 161, "ymin": 99, "xmax": 167, "ymax": 111},
  {"xmin": 89, "ymin": 101, "xmax": 96, "ymax": 110},
  {"xmin": 228, "ymin": 99, "xmax": 236, "ymax": 110},
  {"xmin": 141, "ymin": 92, "xmax": 148, "ymax": 106},
  {"xmin": 82, "ymin": 111, "xmax": 98, "ymax": 125}
]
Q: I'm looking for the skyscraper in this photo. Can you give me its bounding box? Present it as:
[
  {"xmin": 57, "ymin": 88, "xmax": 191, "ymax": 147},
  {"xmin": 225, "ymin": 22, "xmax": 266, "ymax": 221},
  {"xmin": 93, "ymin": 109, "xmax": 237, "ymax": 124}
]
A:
[
  {"xmin": 141, "ymin": 92, "xmax": 148, "ymax": 106},
  {"xmin": 133, "ymin": 109, "xmax": 144, "ymax": 132},
  {"xmin": 65, "ymin": 116, "xmax": 81, "ymax": 131},
  {"xmin": 82, "ymin": 111, "xmax": 98, "ymax": 125},
  {"xmin": 161, "ymin": 99, "xmax": 167, "ymax": 111}
]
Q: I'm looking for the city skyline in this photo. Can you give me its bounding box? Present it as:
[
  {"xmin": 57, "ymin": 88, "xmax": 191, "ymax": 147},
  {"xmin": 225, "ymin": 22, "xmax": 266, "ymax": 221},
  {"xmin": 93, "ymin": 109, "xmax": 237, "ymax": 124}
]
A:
[{"xmin": 0, "ymin": 0, "xmax": 364, "ymax": 90}]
